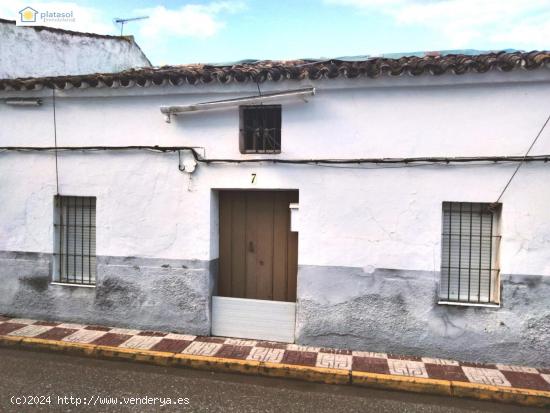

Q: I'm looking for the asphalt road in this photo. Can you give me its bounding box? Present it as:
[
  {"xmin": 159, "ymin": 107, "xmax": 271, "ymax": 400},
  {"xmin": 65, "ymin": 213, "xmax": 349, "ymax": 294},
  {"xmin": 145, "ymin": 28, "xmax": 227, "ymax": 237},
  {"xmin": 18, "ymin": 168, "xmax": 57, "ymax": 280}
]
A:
[{"xmin": 0, "ymin": 347, "xmax": 545, "ymax": 413}]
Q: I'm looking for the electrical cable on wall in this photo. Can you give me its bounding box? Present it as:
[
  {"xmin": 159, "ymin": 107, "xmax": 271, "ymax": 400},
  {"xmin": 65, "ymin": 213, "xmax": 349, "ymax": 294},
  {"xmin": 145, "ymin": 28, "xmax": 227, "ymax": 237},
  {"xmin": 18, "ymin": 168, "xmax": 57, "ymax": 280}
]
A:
[
  {"xmin": 495, "ymin": 111, "xmax": 550, "ymax": 203},
  {"xmin": 1, "ymin": 145, "xmax": 550, "ymax": 169}
]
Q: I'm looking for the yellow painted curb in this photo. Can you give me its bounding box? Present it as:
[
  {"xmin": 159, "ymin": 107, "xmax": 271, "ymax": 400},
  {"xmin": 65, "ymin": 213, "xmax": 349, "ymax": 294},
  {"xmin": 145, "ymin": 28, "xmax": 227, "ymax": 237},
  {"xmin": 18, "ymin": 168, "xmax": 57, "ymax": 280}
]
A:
[
  {"xmin": 20, "ymin": 337, "xmax": 97, "ymax": 356},
  {"xmin": 0, "ymin": 335, "xmax": 23, "ymax": 347},
  {"xmin": 451, "ymin": 380, "xmax": 550, "ymax": 408},
  {"xmin": 351, "ymin": 371, "xmax": 452, "ymax": 396},
  {"xmin": 259, "ymin": 362, "xmax": 350, "ymax": 384},
  {"xmin": 173, "ymin": 353, "xmax": 261, "ymax": 375},
  {"xmin": 1, "ymin": 334, "xmax": 549, "ymax": 408}
]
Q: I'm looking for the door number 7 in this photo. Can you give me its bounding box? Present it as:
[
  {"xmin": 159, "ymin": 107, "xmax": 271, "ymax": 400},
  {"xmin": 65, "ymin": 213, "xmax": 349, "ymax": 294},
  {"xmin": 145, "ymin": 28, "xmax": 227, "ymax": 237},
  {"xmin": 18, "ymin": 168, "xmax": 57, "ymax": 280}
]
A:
[{"xmin": 251, "ymin": 173, "xmax": 257, "ymax": 184}]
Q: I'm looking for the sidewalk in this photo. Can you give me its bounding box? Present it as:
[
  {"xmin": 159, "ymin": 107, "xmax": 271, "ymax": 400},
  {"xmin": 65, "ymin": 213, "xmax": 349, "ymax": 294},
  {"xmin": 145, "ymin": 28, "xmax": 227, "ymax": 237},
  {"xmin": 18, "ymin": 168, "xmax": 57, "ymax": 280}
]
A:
[{"xmin": 1, "ymin": 315, "xmax": 549, "ymax": 408}]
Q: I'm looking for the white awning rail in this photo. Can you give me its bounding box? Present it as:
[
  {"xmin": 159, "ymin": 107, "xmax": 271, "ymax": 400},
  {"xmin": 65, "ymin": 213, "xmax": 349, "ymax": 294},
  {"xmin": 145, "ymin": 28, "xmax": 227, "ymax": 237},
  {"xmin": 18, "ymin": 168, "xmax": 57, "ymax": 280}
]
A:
[{"xmin": 160, "ymin": 87, "xmax": 315, "ymax": 122}]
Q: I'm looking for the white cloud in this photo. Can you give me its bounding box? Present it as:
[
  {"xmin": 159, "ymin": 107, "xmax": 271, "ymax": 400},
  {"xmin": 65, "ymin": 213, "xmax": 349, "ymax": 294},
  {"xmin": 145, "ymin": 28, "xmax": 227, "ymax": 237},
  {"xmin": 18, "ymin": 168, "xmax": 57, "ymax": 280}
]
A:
[
  {"xmin": 0, "ymin": 1, "xmax": 114, "ymax": 34},
  {"xmin": 135, "ymin": 2, "xmax": 245, "ymax": 40},
  {"xmin": 326, "ymin": 0, "xmax": 550, "ymax": 49}
]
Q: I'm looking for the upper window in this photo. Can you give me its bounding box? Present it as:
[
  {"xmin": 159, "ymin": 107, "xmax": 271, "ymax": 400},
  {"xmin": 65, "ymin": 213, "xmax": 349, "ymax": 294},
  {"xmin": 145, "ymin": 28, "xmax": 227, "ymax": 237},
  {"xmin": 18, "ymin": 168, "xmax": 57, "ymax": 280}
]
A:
[
  {"xmin": 54, "ymin": 196, "xmax": 96, "ymax": 285},
  {"xmin": 239, "ymin": 105, "xmax": 281, "ymax": 154},
  {"xmin": 440, "ymin": 202, "xmax": 501, "ymax": 305}
]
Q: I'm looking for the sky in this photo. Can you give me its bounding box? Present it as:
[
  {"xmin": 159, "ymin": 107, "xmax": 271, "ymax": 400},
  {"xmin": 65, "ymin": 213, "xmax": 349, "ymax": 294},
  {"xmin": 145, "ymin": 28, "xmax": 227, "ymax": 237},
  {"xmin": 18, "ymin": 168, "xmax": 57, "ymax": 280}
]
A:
[{"xmin": 3, "ymin": 0, "xmax": 550, "ymax": 66}]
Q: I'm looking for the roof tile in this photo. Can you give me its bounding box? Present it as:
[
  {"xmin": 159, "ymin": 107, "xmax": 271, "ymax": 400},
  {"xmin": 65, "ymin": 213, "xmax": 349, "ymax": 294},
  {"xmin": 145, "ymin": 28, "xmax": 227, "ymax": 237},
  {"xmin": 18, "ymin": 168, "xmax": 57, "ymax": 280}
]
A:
[{"xmin": 1, "ymin": 51, "xmax": 550, "ymax": 91}]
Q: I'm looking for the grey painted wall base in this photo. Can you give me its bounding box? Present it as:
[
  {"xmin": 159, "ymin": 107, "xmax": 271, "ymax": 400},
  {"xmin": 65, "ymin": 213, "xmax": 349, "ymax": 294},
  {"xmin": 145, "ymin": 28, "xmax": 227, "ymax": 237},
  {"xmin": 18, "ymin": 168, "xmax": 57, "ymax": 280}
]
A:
[
  {"xmin": 2, "ymin": 251, "xmax": 549, "ymax": 367},
  {"xmin": 295, "ymin": 265, "xmax": 550, "ymax": 367},
  {"xmin": 0, "ymin": 251, "xmax": 216, "ymax": 335}
]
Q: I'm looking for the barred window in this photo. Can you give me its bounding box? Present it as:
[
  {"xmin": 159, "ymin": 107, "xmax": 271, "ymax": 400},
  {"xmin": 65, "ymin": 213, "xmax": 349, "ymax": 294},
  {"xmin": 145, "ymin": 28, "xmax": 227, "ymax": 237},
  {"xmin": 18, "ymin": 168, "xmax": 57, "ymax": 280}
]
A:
[
  {"xmin": 54, "ymin": 196, "xmax": 96, "ymax": 285},
  {"xmin": 440, "ymin": 202, "xmax": 501, "ymax": 305},
  {"xmin": 240, "ymin": 105, "xmax": 281, "ymax": 153}
]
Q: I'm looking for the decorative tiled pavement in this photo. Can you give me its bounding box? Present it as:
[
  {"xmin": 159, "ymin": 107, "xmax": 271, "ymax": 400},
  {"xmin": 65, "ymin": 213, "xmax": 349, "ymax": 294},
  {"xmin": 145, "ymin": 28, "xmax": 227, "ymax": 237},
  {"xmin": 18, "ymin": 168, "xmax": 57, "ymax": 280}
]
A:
[{"xmin": 1, "ymin": 315, "xmax": 550, "ymax": 393}]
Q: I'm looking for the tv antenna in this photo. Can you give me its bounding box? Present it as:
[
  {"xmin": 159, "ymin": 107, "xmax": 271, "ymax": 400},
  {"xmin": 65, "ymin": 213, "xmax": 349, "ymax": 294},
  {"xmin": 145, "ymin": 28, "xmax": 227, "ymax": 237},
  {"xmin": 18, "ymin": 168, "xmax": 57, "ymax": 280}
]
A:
[{"xmin": 114, "ymin": 16, "xmax": 149, "ymax": 36}]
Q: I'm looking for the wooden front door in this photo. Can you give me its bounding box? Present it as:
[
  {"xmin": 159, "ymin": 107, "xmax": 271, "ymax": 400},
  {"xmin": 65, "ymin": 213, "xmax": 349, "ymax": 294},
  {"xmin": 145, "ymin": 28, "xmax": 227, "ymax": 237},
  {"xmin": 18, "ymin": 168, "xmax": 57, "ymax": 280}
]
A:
[{"xmin": 218, "ymin": 190, "xmax": 298, "ymax": 302}]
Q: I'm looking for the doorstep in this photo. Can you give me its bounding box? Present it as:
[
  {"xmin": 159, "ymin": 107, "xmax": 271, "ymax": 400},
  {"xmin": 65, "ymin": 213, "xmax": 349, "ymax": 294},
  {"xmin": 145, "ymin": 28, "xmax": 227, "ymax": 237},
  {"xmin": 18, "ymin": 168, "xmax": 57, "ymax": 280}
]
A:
[{"xmin": 0, "ymin": 315, "xmax": 548, "ymax": 408}]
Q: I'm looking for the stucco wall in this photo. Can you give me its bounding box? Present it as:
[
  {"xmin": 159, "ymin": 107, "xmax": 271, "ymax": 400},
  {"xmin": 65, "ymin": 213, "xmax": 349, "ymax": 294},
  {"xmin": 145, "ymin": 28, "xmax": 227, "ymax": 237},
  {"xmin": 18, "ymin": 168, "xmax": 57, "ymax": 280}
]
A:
[
  {"xmin": 0, "ymin": 251, "xmax": 214, "ymax": 334},
  {"xmin": 0, "ymin": 21, "xmax": 150, "ymax": 79},
  {"xmin": 296, "ymin": 266, "xmax": 550, "ymax": 367},
  {"xmin": 1, "ymin": 72, "xmax": 549, "ymax": 363}
]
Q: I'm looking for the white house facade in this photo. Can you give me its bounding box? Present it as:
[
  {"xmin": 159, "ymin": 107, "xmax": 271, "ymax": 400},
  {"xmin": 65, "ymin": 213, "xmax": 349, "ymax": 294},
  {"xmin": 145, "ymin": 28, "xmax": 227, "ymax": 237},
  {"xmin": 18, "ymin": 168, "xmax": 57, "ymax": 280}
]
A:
[
  {"xmin": 0, "ymin": 18, "xmax": 151, "ymax": 79},
  {"xmin": 1, "ymin": 51, "xmax": 549, "ymax": 367}
]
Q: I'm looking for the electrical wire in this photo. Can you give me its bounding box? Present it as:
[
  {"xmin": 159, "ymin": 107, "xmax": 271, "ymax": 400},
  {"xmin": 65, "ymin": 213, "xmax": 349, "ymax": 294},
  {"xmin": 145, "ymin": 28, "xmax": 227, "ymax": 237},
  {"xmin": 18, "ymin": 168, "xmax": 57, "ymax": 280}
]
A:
[
  {"xmin": 495, "ymin": 112, "xmax": 550, "ymax": 203},
  {"xmin": 1, "ymin": 146, "xmax": 550, "ymax": 168}
]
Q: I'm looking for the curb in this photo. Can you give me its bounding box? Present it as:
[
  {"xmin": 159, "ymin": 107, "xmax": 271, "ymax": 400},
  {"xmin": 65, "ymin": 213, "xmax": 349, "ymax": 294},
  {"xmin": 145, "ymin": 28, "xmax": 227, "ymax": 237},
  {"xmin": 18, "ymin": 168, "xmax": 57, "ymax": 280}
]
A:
[{"xmin": 1, "ymin": 336, "xmax": 549, "ymax": 408}]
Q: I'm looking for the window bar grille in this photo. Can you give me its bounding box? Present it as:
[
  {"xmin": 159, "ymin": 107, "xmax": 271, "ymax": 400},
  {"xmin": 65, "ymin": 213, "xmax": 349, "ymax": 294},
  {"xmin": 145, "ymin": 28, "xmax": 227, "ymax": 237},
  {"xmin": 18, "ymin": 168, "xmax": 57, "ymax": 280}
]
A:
[
  {"xmin": 458, "ymin": 202, "xmax": 462, "ymax": 301},
  {"xmin": 468, "ymin": 203, "xmax": 472, "ymax": 300},
  {"xmin": 241, "ymin": 105, "xmax": 281, "ymax": 153},
  {"xmin": 81, "ymin": 197, "xmax": 84, "ymax": 285},
  {"xmin": 478, "ymin": 210, "xmax": 482, "ymax": 302},
  {"xmin": 441, "ymin": 202, "xmax": 500, "ymax": 304},
  {"xmin": 55, "ymin": 196, "xmax": 96, "ymax": 285},
  {"xmin": 447, "ymin": 205, "xmax": 452, "ymax": 299},
  {"xmin": 488, "ymin": 211, "xmax": 493, "ymax": 301},
  {"xmin": 73, "ymin": 197, "xmax": 77, "ymax": 284},
  {"xmin": 88, "ymin": 197, "xmax": 91, "ymax": 280}
]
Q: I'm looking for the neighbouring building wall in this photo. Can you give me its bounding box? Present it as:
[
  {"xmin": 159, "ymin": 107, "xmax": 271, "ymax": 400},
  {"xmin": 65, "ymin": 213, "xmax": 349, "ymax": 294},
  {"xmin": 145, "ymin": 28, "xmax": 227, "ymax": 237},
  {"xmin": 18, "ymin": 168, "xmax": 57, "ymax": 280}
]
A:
[
  {"xmin": 0, "ymin": 72, "xmax": 549, "ymax": 364},
  {"xmin": 0, "ymin": 19, "xmax": 150, "ymax": 79}
]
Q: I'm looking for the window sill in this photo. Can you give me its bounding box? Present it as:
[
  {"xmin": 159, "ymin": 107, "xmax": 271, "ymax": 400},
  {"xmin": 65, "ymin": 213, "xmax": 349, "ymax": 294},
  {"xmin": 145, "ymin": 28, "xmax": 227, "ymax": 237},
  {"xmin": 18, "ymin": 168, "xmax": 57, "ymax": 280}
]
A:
[
  {"xmin": 50, "ymin": 282, "xmax": 96, "ymax": 288},
  {"xmin": 438, "ymin": 300, "xmax": 500, "ymax": 308}
]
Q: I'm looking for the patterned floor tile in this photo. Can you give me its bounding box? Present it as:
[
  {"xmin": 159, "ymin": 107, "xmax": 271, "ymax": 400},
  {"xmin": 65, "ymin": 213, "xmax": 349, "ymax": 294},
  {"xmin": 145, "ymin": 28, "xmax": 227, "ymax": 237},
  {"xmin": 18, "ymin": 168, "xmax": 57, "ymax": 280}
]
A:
[
  {"xmin": 195, "ymin": 336, "xmax": 226, "ymax": 344},
  {"xmin": 36, "ymin": 328, "xmax": 78, "ymax": 341},
  {"xmin": 496, "ymin": 364, "xmax": 538, "ymax": 374},
  {"xmin": 316, "ymin": 353, "xmax": 353, "ymax": 370},
  {"xmin": 57, "ymin": 323, "xmax": 88, "ymax": 330},
  {"xmin": 108, "ymin": 327, "xmax": 142, "ymax": 335},
  {"xmin": 92, "ymin": 333, "xmax": 133, "ymax": 347},
  {"xmin": 246, "ymin": 347, "xmax": 285, "ymax": 363},
  {"xmin": 462, "ymin": 367, "xmax": 511, "ymax": 387},
  {"xmin": 138, "ymin": 331, "xmax": 167, "ymax": 337},
  {"xmin": 421, "ymin": 357, "xmax": 459, "ymax": 366},
  {"xmin": 461, "ymin": 361, "xmax": 497, "ymax": 368},
  {"xmin": 85, "ymin": 325, "xmax": 112, "ymax": 332},
  {"xmin": 388, "ymin": 354, "xmax": 423, "ymax": 361},
  {"xmin": 352, "ymin": 351, "xmax": 388, "ymax": 359},
  {"xmin": 286, "ymin": 344, "xmax": 321, "ymax": 353},
  {"xmin": 320, "ymin": 348, "xmax": 353, "ymax": 355},
  {"xmin": 8, "ymin": 318, "xmax": 36, "ymax": 325},
  {"xmin": 182, "ymin": 341, "xmax": 223, "ymax": 356},
  {"xmin": 501, "ymin": 371, "xmax": 550, "ymax": 391},
  {"xmin": 255, "ymin": 341, "xmax": 287, "ymax": 349},
  {"xmin": 151, "ymin": 339, "xmax": 192, "ymax": 353},
  {"xmin": 425, "ymin": 364, "xmax": 469, "ymax": 381},
  {"xmin": 119, "ymin": 335, "xmax": 163, "ymax": 350},
  {"xmin": 0, "ymin": 323, "xmax": 28, "ymax": 335},
  {"xmin": 388, "ymin": 359, "xmax": 429, "ymax": 378},
  {"xmin": 224, "ymin": 338, "xmax": 258, "ymax": 347},
  {"xmin": 2, "ymin": 313, "xmax": 549, "ymax": 394},
  {"xmin": 8, "ymin": 325, "xmax": 53, "ymax": 337},
  {"xmin": 165, "ymin": 333, "xmax": 197, "ymax": 341},
  {"xmin": 281, "ymin": 350, "xmax": 318, "ymax": 367},
  {"xmin": 62, "ymin": 329, "xmax": 107, "ymax": 344},
  {"xmin": 34, "ymin": 321, "xmax": 61, "ymax": 327},
  {"xmin": 352, "ymin": 356, "xmax": 391, "ymax": 374},
  {"xmin": 215, "ymin": 345, "xmax": 253, "ymax": 360}
]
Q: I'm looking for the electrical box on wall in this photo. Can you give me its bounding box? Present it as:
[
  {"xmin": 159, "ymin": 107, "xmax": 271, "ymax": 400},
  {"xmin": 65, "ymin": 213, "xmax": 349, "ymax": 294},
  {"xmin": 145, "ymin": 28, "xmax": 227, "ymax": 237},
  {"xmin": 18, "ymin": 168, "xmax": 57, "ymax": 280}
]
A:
[{"xmin": 289, "ymin": 203, "xmax": 299, "ymax": 232}]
